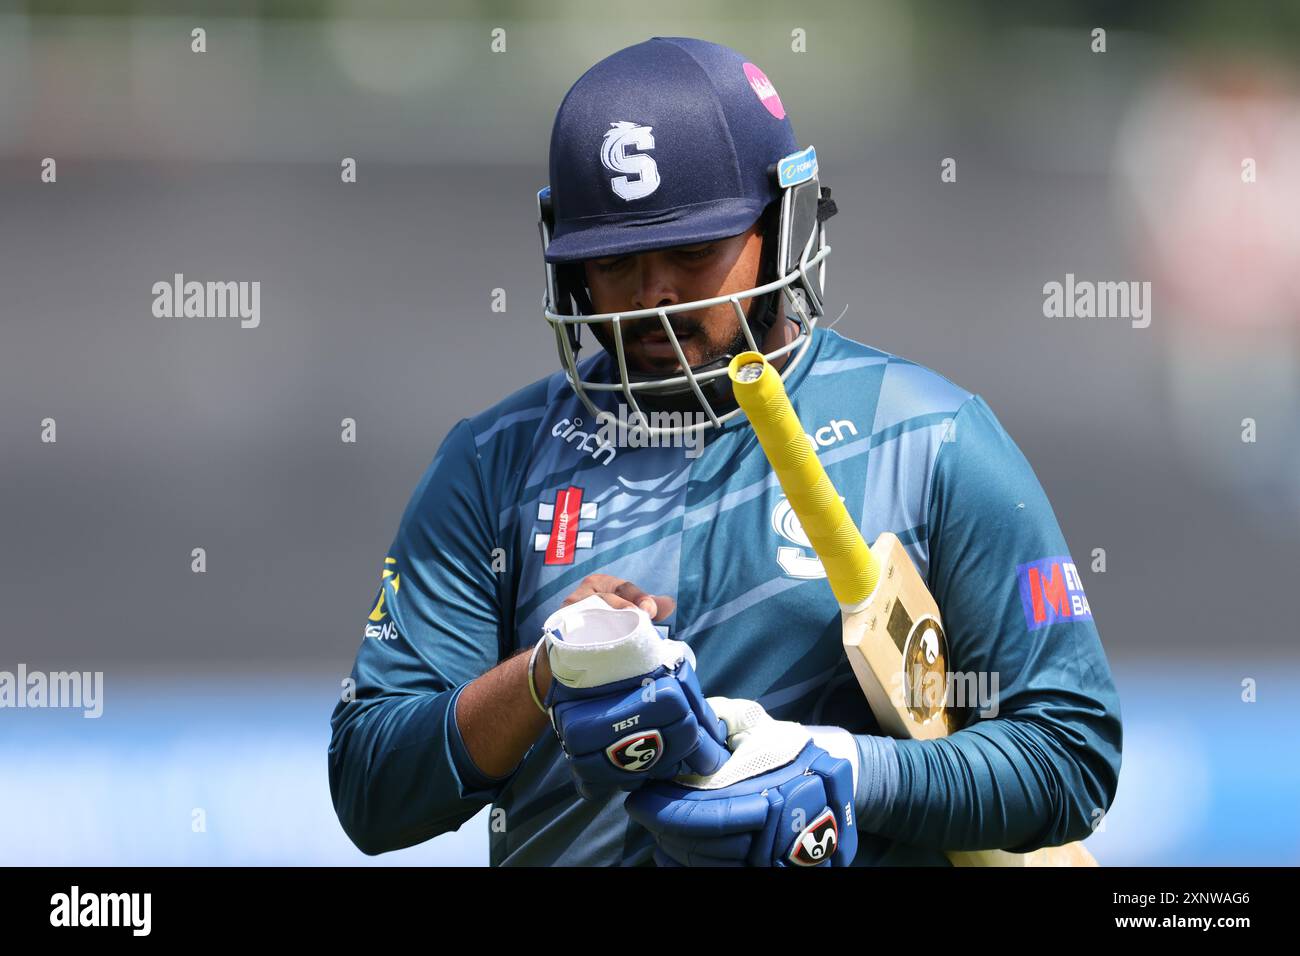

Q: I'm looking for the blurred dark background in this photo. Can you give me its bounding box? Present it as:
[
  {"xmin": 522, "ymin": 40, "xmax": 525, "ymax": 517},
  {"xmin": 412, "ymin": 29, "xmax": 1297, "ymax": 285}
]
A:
[{"xmin": 2, "ymin": 0, "xmax": 1297, "ymax": 865}]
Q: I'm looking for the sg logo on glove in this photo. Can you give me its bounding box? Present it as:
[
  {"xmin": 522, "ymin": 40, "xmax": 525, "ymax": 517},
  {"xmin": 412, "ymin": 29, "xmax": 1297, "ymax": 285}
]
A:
[
  {"xmin": 607, "ymin": 730, "xmax": 663, "ymax": 773},
  {"xmin": 541, "ymin": 595, "xmax": 729, "ymax": 799},
  {"xmin": 790, "ymin": 807, "xmax": 840, "ymax": 866},
  {"xmin": 626, "ymin": 698, "xmax": 861, "ymax": 867}
]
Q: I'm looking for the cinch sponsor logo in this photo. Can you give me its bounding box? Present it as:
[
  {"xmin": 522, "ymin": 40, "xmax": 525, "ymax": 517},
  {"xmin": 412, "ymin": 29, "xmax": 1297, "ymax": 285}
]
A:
[
  {"xmin": 552, "ymin": 416, "xmax": 617, "ymax": 465},
  {"xmin": 806, "ymin": 416, "xmax": 856, "ymax": 449},
  {"xmin": 1016, "ymin": 556, "xmax": 1092, "ymax": 631}
]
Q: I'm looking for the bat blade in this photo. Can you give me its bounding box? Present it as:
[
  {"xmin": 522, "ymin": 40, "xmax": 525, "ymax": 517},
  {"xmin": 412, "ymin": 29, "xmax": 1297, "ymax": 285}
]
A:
[
  {"xmin": 727, "ymin": 351, "xmax": 1097, "ymax": 867},
  {"xmin": 840, "ymin": 531, "xmax": 959, "ymax": 741}
]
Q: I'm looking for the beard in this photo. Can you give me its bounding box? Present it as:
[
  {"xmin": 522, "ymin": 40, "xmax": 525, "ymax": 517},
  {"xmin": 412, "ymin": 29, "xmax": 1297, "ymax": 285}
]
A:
[
  {"xmin": 587, "ymin": 295, "xmax": 779, "ymax": 420},
  {"xmin": 590, "ymin": 293, "xmax": 775, "ymax": 377},
  {"xmin": 598, "ymin": 323, "xmax": 752, "ymax": 375},
  {"xmin": 692, "ymin": 323, "xmax": 756, "ymax": 375}
]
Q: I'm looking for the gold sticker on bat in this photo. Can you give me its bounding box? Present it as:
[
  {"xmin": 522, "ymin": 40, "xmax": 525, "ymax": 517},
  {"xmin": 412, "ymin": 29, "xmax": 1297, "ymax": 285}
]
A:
[{"xmin": 902, "ymin": 615, "xmax": 949, "ymax": 724}]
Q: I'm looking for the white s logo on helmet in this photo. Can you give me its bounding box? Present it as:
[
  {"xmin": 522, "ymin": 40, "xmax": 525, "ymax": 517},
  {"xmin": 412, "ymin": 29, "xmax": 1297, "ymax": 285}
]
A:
[{"xmin": 601, "ymin": 121, "xmax": 660, "ymax": 201}]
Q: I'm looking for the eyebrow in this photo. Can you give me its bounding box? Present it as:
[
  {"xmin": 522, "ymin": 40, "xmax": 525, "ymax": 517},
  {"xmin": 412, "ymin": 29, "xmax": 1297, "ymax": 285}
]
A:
[{"xmin": 597, "ymin": 241, "xmax": 715, "ymax": 260}]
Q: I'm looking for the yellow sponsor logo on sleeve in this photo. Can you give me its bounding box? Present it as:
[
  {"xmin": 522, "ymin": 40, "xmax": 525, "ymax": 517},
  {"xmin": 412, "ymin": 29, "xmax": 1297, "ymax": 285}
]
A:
[{"xmin": 367, "ymin": 556, "xmax": 401, "ymax": 622}]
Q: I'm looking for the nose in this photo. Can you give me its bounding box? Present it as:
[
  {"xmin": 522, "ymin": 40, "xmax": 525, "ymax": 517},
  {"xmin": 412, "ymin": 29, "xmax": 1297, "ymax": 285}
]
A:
[{"xmin": 629, "ymin": 255, "xmax": 680, "ymax": 313}]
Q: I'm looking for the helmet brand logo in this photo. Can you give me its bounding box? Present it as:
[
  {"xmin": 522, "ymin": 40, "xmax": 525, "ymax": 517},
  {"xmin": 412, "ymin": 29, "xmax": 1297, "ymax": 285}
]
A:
[{"xmin": 742, "ymin": 62, "xmax": 785, "ymax": 119}]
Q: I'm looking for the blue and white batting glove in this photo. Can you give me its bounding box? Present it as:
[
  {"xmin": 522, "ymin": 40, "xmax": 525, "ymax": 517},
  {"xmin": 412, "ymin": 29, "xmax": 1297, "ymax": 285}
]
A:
[
  {"xmin": 624, "ymin": 697, "xmax": 860, "ymax": 867},
  {"xmin": 541, "ymin": 595, "xmax": 730, "ymax": 800}
]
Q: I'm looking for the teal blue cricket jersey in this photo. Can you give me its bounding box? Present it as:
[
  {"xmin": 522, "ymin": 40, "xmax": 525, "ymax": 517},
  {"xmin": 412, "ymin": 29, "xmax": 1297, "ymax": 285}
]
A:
[{"xmin": 328, "ymin": 326, "xmax": 1121, "ymax": 865}]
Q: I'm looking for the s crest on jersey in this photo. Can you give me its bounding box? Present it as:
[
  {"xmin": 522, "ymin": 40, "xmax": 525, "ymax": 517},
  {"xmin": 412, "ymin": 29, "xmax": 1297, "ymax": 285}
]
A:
[
  {"xmin": 772, "ymin": 497, "xmax": 825, "ymax": 578},
  {"xmin": 772, "ymin": 496, "xmax": 855, "ymax": 580},
  {"xmin": 601, "ymin": 121, "xmax": 660, "ymax": 201}
]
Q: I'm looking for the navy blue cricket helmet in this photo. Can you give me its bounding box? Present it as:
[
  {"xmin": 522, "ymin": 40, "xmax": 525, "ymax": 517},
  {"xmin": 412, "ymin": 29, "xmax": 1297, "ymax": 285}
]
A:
[{"xmin": 537, "ymin": 36, "xmax": 837, "ymax": 436}]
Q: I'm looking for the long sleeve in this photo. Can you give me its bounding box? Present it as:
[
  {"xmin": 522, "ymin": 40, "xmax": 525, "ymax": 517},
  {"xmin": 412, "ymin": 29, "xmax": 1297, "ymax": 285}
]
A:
[
  {"xmin": 868, "ymin": 395, "xmax": 1122, "ymax": 853},
  {"xmin": 328, "ymin": 419, "xmax": 509, "ymax": 855}
]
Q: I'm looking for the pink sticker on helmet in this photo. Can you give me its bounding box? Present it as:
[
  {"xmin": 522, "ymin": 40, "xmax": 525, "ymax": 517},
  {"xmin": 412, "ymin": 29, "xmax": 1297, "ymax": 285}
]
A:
[{"xmin": 743, "ymin": 62, "xmax": 785, "ymax": 120}]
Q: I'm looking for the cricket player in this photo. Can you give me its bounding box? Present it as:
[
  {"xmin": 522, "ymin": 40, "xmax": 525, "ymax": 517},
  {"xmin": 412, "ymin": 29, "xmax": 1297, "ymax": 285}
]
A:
[{"xmin": 328, "ymin": 36, "xmax": 1121, "ymax": 866}]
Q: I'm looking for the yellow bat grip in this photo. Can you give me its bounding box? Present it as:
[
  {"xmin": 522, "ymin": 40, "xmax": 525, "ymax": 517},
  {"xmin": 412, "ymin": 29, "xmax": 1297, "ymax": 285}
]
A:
[{"xmin": 728, "ymin": 352, "xmax": 878, "ymax": 608}]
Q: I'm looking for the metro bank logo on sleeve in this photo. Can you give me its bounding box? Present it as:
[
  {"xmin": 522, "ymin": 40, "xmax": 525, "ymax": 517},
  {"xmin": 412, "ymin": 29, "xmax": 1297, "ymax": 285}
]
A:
[{"xmin": 1016, "ymin": 556, "xmax": 1093, "ymax": 630}]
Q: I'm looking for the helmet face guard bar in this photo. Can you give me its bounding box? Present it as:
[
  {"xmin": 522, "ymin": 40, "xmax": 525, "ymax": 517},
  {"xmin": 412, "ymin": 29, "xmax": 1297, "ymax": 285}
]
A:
[{"xmin": 537, "ymin": 158, "xmax": 835, "ymax": 439}]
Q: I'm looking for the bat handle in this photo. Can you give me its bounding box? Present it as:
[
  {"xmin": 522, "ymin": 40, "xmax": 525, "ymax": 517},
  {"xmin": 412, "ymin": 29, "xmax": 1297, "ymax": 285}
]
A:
[{"xmin": 728, "ymin": 352, "xmax": 879, "ymax": 609}]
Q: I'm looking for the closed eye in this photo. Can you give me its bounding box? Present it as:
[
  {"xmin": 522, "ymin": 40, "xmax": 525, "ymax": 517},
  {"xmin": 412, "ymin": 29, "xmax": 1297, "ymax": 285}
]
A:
[
  {"xmin": 591, "ymin": 255, "xmax": 631, "ymax": 274},
  {"xmin": 675, "ymin": 245, "xmax": 715, "ymax": 262},
  {"xmin": 590, "ymin": 244, "xmax": 716, "ymax": 274}
]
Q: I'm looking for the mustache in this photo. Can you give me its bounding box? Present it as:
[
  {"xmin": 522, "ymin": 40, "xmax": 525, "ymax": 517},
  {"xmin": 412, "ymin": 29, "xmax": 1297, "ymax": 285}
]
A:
[{"xmin": 624, "ymin": 316, "xmax": 702, "ymax": 340}]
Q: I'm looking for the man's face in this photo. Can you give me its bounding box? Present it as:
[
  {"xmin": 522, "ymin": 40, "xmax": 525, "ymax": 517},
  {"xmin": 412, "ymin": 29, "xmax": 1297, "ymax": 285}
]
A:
[{"xmin": 582, "ymin": 222, "xmax": 765, "ymax": 374}]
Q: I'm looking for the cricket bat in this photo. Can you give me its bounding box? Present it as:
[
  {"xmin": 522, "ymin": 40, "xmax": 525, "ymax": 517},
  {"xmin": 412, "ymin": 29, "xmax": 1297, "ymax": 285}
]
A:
[{"xmin": 728, "ymin": 351, "xmax": 1097, "ymax": 867}]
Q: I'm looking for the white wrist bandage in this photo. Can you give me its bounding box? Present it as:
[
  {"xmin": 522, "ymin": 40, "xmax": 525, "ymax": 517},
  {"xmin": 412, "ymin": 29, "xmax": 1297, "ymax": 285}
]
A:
[{"xmin": 541, "ymin": 594, "xmax": 694, "ymax": 689}]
